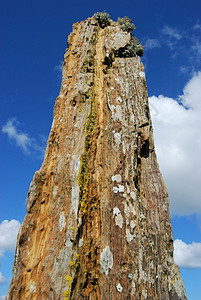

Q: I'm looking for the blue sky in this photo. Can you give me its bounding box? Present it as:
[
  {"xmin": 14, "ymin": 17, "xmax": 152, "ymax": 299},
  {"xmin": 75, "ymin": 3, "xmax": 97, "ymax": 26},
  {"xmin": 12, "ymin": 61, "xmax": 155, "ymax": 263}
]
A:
[{"xmin": 1, "ymin": 0, "xmax": 201, "ymax": 298}]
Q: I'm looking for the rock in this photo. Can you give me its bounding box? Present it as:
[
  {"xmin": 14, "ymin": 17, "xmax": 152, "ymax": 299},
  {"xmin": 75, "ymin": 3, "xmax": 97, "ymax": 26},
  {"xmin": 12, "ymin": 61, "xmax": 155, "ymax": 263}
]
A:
[{"xmin": 6, "ymin": 15, "xmax": 187, "ymax": 300}]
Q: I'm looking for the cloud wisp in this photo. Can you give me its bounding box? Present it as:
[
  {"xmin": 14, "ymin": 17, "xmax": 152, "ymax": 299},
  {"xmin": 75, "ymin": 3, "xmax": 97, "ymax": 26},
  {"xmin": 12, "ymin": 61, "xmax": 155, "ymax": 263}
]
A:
[
  {"xmin": 54, "ymin": 61, "xmax": 63, "ymax": 80},
  {"xmin": 0, "ymin": 272, "xmax": 6, "ymax": 285},
  {"xmin": 2, "ymin": 119, "xmax": 31, "ymax": 154},
  {"xmin": 161, "ymin": 25, "xmax": 182, "ymax": 41},
  {"xmin": 174, "ymin": 239, "xmax": 201, "ymax": 269},
  {"xmin": 144, "ymin": 38, "xmax": 161, "ymax": 50},
  {"xmin": 149, "ymin": 71, "xmax": 201, "ymax": 216},
  {"xmin": 2, "ymin": 119, "xmax": 46, "ymax": 158},
  {"xmin": 0, "ymin": 220, "xmax": 21, "ymax": 286},
  {"xmin": 145, "ymin": 22, "xmax": 201, "ymax": 74},
  {"xmin": 0, "ymin": 220, "xmax": 21, "ymax": 254}
]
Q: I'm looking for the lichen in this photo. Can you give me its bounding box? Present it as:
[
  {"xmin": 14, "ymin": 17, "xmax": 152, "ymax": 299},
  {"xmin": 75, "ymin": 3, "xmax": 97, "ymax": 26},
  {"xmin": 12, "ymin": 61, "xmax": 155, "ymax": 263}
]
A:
[
  {"xmin": 85, "ymin": 100, "xmax": 97, "ymax": 151},
  {"xmin": 74, "ymin": 254, "xmax": 80, "ymax": 272},
  {"xmin": 100, "ymin": 246, "xmax": 113, "ymax": 275},
  {"xmin": 65, "ymin": 276, "xmax": 73, "ymax": 288},
  {"xmin": 63, "ymin": 290, "xmax": 71, "ymax": 300},
  {"xmin": 81, "ymin": 30, "xmax": 98, "ymax": 73},
  {"xmin": 69, "ymin": 261, "xmax": 73, "ymax": 268},
  {"xmin": 77, "ymin": 89, "xmax": 97, "ymax": 215},
  {"xmin": 77, "ymin": 153, "xmax": 89, "ymax": 214},
  {"xmin": 116, "ymin": 282, "xmax": 123, "ymax": 292}
]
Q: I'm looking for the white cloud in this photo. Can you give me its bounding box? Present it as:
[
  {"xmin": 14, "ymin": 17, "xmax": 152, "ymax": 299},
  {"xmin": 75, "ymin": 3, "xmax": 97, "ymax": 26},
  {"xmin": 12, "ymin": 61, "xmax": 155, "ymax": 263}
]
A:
[
  {"xmin": 174, "ymin": 239, "xmax": 201, "ymax": 268},
  {"xmin": 2, "ymin": 119, "xmax": 46, "ymax": 158},
  {"xmin": 0, "ymin": 220, "xmax": 20, "ymax": 290},
  {"xmin": 0, "ymin": 272, "xmax": 6, "ymax": 285},
  {"xmin": 162, "ymin": 25, "xmax": 182, "ymax": 40},
  {"xmin": 2, "ymin": 119, "xmax": 31, "ymax": 153},
  {"xmin": 160, "ymin": 25, "xmax": 183, "ymax": 53},
  {"xmin": 0, "ymin": 220, "xmax": 21, "ymax": 254},
  {"xmin": 144, "ymin": 38, "xmax": 161, "ymax": 50},
  {"xmin": 149, "ymin": 72, "xmax": 201, "ymax": 216}
]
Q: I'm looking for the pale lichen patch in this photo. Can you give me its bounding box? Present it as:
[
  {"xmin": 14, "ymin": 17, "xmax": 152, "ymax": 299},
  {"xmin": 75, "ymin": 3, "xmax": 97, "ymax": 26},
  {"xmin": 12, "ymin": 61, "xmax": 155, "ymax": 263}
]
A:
[
  {"xmin": 113, "ymin": 186, "xmax": 119, "ymax": 193},
  {"xmin": 116, "ymin": 283, "xmax": 123, "ymax": 292},
  {"xmin": 113, "ymin": 207, "xmax": 120, "ymax": 216},
  {"xmin": 115, "ymin": 214, "xmax": 123, "ymax": 228},
  {"xmin": 53, "ymin": 186, "xmax": 58, "ymax": 199},
  {"xmin": 124, "ymin": 202, "xmax": 136, "ymax": 218},
  {"xmin": 71, "ymin": 185, "xmax": 79, "ymax": 217},
  {"xmin": 130, "ymin": 220, "xmax": 136, "ymax": 230},
  {"xmin": 59, "ymin": 213, "xmax": 66, "ymax": 232},
  {"xmin": 126, "ymin": 228, "xmax": 136, "ymax": 242},
  {"xmin": 113, "ymin": 207, "xmax": 123, "ymax": 228},
  {"xmin": 79, "ymin": 237, "xmax": 84, "ymax": 247},
  {"xmin": 114, "ymin": 132, "xmax": 121, "ymax": 145},
  {"xmin": 131, "ymin": 114, "xmax": 135, "ymax": 123},
  {"xmin": 118, "ymin": 185, "xmax": 124, "ymax": 192},
  {"xmin": 100, "ymin": 246, "xmax": 113, "ymax": 276},
  {"xmin": 112, "ymin": 174, "xmax": 122, "ymax": 183},
  {"xmin": 130, "ymin": 191, "xmax": 136, "ymax": 200},
  {"xmin": 139, "ymin": 71, "xmax": 145, "ymax": 78},
  {"xmin": 29, "ymin": 282, "xmax": 36, "ymax": 294},
  {"xmin": 116, "ymin": 96, "xmax": 122, "ymax": 103},
  {"xmin": 109, "ymin": 104, "xmax": 123, "ymax": 122},
  {"xmin": 113, "ymin": 185, "xmax": 124, "ymax": 193},
  {"xmin": 57, "ymin": 159, "xmax": 64, "ymax": 174}
]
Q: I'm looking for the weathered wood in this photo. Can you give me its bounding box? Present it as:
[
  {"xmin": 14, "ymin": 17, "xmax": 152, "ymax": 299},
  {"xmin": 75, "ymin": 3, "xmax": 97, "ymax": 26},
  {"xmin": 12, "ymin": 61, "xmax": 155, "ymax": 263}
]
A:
[{"xmin": 7, "ymin": 16, "xmax": 187, "ymax": 300}]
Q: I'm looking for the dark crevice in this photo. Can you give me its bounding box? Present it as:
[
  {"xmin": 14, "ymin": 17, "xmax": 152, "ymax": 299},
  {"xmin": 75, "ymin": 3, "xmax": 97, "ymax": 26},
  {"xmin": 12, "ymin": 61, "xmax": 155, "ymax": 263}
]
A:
[
  {"xmin": 140, "ymin": 140, "xmax": 149, "ymax": 158},
  {"xmin": 138, "ymin": 122, "xmax": 149, "ymax": 129},
  {"xmin": 103, "ymin": 55, "xmax": 113, "ymax": 68},
  {"xmin": 70, "ymin": 272, "xmax": 78, "ymax": 298},
  {"xmin": 145, "ymin": 105, "xmax": 150, "ymax": 120}
]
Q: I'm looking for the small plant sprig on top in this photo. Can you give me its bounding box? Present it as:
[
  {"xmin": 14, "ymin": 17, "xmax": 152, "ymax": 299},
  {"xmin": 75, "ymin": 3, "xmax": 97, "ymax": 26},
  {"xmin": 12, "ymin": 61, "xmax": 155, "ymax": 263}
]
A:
[
  {"xmin": 118, "ymin": 36, "xmax": 144, "ymax": 57},
  {"xmin": 117, "ymin": 16, "xmax": 144, "ymax": 57},
  {"xmin": 94, "ymin": 11, "xmax": 110, "ymax": 28},
  {"xmin": 118, "ymin": 16, "xmax": 135, "ymax": 33}
]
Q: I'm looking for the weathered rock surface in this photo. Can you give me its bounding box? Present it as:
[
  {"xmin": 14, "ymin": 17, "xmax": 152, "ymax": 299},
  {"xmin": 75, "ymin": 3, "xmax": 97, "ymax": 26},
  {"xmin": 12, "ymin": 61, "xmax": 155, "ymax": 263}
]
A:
[{"xmin": 7, "ymin": 16, "xmax": 187, "ymax": 299}]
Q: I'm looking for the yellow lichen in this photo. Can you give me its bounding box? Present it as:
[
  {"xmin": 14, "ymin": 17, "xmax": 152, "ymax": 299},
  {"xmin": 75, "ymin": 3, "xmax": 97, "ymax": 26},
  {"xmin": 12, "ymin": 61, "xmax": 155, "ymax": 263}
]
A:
[
  {"xmin": 65, "ymin": 276, "xmax": 73, "ymax": 287},
  {"xmin": 64, "ymin": 290, "xmax": 71, "ymax": 300},
  {"xmin": 77, "ymin": 153, "xmax": 89, "ymax": 214},
  {"xmin": 69, "ymin": 260, "xmax": 73, "ymax": 268},
  {"xmin": 77, "ymin": 76, "xmax": 96, "ymax": 216},
  {"xmin": 74, "ymin": 254, "xmax": 80, "ymax": 272},
  {"xmin": 85, "ymin": 100, "xmax": 97, "ymax": 151}
]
